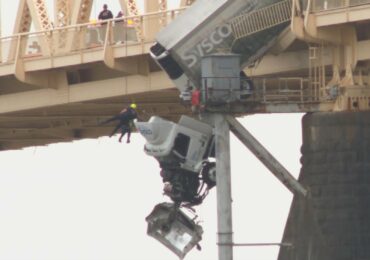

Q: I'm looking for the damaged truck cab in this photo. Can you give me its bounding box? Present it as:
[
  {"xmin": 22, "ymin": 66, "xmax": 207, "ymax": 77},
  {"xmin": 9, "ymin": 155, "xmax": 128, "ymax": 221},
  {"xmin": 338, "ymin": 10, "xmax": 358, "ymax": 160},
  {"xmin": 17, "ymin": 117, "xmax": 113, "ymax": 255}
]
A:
[{"xmin": 135, "ymin": 115, "xmax": 216, "ymax": 206}]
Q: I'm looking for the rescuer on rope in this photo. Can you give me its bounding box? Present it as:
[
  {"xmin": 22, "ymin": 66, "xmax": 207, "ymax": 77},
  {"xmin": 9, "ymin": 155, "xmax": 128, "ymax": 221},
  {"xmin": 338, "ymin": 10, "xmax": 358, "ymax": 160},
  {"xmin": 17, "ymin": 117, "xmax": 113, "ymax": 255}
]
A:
[{"xmin": 100, "ymin": 103, "xmax": 138, "ymax": 143}]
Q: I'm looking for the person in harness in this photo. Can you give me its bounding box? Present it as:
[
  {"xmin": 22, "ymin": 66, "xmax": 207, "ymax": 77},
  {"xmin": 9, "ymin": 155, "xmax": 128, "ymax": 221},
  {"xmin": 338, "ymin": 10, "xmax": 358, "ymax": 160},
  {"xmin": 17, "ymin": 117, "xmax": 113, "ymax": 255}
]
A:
[{"xmin": 100, "ymin": 103, "xmax": 138, "ymax": 143}]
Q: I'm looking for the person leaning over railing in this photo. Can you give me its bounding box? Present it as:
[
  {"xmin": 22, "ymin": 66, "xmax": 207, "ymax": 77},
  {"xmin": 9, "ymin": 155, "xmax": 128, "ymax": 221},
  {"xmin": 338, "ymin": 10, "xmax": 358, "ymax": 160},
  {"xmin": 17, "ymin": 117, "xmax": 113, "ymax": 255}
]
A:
[
  {"xmin": 116, "ymin": 11, "xmax": 125, "ymax": 20},
  {"xmin": 114, "ymin": 10, "xmax": 126, "ymax": 44}
]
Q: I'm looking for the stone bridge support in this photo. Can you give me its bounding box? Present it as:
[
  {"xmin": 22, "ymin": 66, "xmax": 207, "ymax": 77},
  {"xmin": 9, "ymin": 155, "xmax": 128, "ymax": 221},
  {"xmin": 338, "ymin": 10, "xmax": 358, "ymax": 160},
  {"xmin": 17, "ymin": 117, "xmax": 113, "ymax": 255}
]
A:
[{"xmin": 279, "ymin": 111, "xmax": 370, "ymax": 260}]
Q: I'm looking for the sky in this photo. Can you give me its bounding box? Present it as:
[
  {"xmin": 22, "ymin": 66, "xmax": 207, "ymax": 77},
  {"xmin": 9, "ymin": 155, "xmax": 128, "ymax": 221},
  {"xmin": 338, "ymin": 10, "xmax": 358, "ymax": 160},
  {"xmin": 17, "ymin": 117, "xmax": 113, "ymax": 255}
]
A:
[
  {"xmin": 0, "ymin": 114, "xmax": 303, "ymax": 260},
  {"xmin": 0, "ymin": 1, "xmax": 304, "ymax": 260}
]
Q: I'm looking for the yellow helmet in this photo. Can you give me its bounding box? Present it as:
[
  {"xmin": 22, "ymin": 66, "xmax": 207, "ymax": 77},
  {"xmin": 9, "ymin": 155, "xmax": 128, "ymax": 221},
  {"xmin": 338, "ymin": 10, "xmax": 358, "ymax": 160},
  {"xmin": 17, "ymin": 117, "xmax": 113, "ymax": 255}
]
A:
[{"xmin": 130, "ymin": 103, "xmax": 137, "ymax": 109}]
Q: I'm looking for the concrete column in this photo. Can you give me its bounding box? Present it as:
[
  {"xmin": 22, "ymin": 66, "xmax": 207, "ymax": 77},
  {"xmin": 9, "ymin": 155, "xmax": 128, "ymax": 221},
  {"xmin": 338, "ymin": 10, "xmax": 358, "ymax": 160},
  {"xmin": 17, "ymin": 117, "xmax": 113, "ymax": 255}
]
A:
[
  {"xmin": 278, "ymin": 111, "xmax": 370, "ymax": 260},
  {"xmin": 214, "ymin": 114, "xmax": 233, "ymax": 260}
]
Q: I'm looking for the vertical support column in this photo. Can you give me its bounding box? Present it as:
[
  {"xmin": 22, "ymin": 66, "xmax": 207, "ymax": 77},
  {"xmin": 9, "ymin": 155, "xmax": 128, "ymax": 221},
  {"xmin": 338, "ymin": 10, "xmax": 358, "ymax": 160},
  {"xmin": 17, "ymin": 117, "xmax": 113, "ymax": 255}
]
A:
[
  {"xmin": 143, "ymin": 0, "xmax": 160, "ymax": 41},
  {"xmin": 214, "ymin": 114, "xmax": 233, "ymax": 260},
  {"xmin": 0, "ymin": 0, "xmax": 2, "ymax": 63}
]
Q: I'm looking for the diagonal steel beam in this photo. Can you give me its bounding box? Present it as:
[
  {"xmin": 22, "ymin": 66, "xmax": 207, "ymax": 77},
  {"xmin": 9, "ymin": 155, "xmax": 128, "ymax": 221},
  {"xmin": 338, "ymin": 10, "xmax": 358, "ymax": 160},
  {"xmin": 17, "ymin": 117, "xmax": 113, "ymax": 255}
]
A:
[
  {"xmin": 226, "ymin": 115, "xmax": 308, "ymax": 197},
  {"xmin": 123, "ymin": 0, "xmax": 143, "ymax": 40},
  {"xmin": 70, "ymin": 0, "xmax": 93, "ymax": 24},
  {"xmin": 8, "ymin": 0, "xmax": 32, "ymax": 62}
]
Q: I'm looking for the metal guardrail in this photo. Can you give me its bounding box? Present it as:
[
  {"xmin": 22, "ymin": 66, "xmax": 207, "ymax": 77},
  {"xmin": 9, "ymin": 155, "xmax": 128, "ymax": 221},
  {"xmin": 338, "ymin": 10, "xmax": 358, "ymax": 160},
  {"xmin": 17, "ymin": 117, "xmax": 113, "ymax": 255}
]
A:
[
  {"xmin": 312, "ymin": 0, "xmax": 370, "ymax": 11},
  {"xmin": 0, "ymin": 8, "xmax": 186, "ymax": 64},
  {"xmin": 252, "ymin": 77, "xmax": 313, "ymax": 103},
  {"xmin": 199, "ymin": 77, "xmax": 328, "ymax": 105},
  {"xmin": 231, "ymin": 0, "xmax": 292, "ymax": 40}
]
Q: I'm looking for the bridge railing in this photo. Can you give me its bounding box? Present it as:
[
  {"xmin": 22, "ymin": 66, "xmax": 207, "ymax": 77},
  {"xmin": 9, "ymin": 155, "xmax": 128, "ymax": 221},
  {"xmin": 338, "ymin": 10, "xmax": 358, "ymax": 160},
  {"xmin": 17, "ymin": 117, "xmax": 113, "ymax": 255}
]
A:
[
  {"xmin": 312, "ymin": 0, "xmax": 370, "ymax": 11},
  {"xmin": 0, "ymin": 8, "xmax": 187, "ymax": 64},
  {"xmin": 252, "ymin": 77, "xmax": 313, "ymax": 103},
  {"xmin": 199, "ymin": 76, "xmax": 334, "ymax": 105}
]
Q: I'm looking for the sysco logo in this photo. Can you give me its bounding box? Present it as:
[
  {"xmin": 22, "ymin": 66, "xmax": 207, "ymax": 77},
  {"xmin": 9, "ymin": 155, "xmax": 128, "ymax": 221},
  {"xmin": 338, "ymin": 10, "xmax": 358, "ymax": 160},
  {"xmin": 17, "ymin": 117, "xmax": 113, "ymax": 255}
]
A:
[
  {"xmin": 138, "ymin": 126, "xmax": 153, "ymax": 136},
  {"xmin": 180, "ymin": 23, "xmax": 233, "ymax": 68}
]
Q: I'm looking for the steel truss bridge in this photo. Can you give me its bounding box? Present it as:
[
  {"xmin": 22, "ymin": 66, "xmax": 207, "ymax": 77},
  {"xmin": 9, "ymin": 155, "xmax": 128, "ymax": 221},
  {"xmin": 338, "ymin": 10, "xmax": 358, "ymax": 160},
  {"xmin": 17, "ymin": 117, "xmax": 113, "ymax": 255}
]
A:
[{"xmin": 0, "ymin": 0, "xmax": 369, "ymax": 150}]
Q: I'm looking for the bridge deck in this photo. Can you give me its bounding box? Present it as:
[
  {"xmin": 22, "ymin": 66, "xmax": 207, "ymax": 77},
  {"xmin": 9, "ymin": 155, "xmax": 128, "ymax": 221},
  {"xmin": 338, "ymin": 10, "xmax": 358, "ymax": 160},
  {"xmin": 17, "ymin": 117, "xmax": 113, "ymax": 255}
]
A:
[
  {"xmin": 0, "ymin": 3, "xmax": 370, "ymax": 150},
  {"xmin": 0, "ymin": 9, "xmax": 192, "ymax": 150}
]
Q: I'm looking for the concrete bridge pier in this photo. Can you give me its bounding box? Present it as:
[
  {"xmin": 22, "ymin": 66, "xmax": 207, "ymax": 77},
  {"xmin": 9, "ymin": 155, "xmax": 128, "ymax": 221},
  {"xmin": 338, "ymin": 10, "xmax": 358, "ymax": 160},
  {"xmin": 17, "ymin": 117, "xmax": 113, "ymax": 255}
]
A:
[{"xmin": 278, "ymin": 111, "xmax": 370, "ymax": 260}]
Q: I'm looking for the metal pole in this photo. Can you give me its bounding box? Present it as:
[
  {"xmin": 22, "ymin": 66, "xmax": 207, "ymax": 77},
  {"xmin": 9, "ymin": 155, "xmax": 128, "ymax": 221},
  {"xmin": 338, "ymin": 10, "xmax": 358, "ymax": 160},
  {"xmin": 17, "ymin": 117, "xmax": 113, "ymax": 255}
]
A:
[
  {"xmin": 0, "ymin": 0, "xmax": 2, "ymax": 63},
  {"xmin": 226, "ymin": 115, "xmax": 308, "ymax": 197},
  {"xmin": 214, "ymin": 114, "xmax": 233, "ymax": 260}
]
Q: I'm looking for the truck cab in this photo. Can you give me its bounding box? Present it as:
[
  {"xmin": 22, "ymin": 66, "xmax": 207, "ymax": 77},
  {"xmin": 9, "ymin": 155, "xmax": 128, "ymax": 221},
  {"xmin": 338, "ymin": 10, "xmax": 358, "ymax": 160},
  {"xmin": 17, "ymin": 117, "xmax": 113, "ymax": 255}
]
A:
[
  {"xmin": 135, "ymin": 115, "xmax": 215, "ymax": 206},
  {"xmin": 135, "ymin": 115, "xmax": 214, "ymax": 173}
]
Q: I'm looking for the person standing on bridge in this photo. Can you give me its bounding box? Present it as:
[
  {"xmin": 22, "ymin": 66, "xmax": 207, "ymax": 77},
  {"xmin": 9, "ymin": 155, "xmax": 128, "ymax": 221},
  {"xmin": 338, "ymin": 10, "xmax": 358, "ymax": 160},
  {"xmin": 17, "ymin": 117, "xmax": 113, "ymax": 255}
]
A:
[
  {"xmin": 98, "ymin": 4, "xmax": 113, "ymax": 21},
  {"xmin": 100, "ymin": 103, "xmax": 138, "ymax": 143},
  {"xmin": 115, "ymin": 10, "xmax": 126, "ymax": 44},
  {"xmin": 116, "ymin": 10, "xmax": 124, "ymax": 20},
  {"xmin": 98, "ymin": 4, "xmax": 113, "ymax": 43}
]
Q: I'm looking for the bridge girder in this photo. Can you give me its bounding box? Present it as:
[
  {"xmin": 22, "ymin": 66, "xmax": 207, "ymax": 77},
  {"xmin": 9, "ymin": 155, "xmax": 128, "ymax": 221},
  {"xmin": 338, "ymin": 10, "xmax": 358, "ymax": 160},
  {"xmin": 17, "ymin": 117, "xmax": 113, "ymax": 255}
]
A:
[
  {"xmin": 13, "ymin": 0, "xmax": 32, "ymax": 34},
  {"xmin": 0, "ymin": 72, "xmax": 174, "ymax": 114},
  {"xmin": 70, "ymin": 0, "xmax": 93, "ymax": 25},
  {"xmin": 0, "ymin": 87, "xmax": 187, "ymax": 150},
  {"xmin": 12, "ymin": 0, "xmax": 174, "ymax": 28},
  {"xmin": 54, "ymin": 0, "xmax": 72, "ymax": 27},
  {"xmin": 10, "ymin": 0, "xmax": 52, "ymax": 59}
]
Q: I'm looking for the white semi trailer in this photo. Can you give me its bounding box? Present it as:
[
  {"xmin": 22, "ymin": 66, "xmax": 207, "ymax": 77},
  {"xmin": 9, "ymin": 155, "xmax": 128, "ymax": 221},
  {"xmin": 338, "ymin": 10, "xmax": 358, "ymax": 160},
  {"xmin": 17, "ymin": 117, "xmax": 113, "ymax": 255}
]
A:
[{"xmin": 150, "ymin": 0, "xmax": 293, "ymax": 95}]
